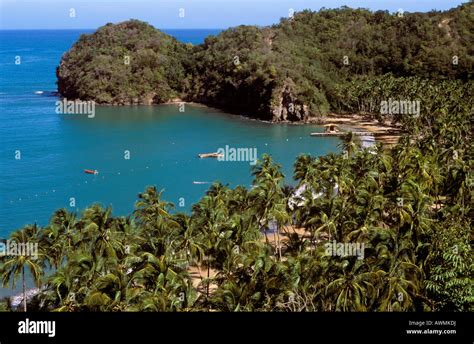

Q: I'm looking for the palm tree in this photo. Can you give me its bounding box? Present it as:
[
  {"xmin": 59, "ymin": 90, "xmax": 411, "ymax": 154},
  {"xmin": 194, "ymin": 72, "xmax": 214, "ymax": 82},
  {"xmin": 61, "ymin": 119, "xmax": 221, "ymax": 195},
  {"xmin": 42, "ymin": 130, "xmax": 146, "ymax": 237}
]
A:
[
  {"xmin": 191, "ymin": 183, "xmax": 229, "ymax": 302},
  {"xmin": 251, "ymin": 154, "xmax": 287, "ymax": 256},
  {"xmin": 134, "ymin": 186, "xmax": 180, "ymax": 256},
  {"xmin": 40, "ymin": 209, "xmax": 77, "ymax": 269},
  {"xmin": 339, "ymin": 132, "xmax": 362, "ymax": 158},
  {"xmin": 126, "ymin": 251, "xmax": 192, "ymax": 311},
  {"xmin": 1, "ymin": 225, "xmax": 43, "ymax": 311},
  {"xmin": 293, "ymin": 154, "xmax": 314, "ymax": 182},
  {"xmin": 377, "ymin": 261, "xmax": 422, "ymax": 311},
  {"xmin": 325, "ymin": 268, "xmax": 378, "ymax": 311},
  {"xmin": 173, "ymin": 213, "xmax": 204, "ymax": 268}
]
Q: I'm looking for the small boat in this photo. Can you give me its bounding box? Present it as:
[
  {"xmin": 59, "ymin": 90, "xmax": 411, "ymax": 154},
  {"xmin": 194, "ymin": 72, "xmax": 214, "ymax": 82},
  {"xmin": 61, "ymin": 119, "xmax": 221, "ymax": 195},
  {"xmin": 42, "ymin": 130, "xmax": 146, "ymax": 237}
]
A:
[
  {"xmin": 84, "ymin": 169, "xmax": 99, "ymax": 175},
  {"xmin": 193, "ymin": 181, "xmax": 209, "ymax": 184},
  {"xmin": 34, "ymin": 91, "xmax": 44, "ymax": 95},
  {"xmin": 198, "ymin": 152, "xmax": 224, "ymax": 158},
  {"xmin": 310, "ymin": 131, "xmax": 373, "ymax": 137},
  {"xmin": 323, "ymin": 124, "xmax": 340, "ymax": 133}
]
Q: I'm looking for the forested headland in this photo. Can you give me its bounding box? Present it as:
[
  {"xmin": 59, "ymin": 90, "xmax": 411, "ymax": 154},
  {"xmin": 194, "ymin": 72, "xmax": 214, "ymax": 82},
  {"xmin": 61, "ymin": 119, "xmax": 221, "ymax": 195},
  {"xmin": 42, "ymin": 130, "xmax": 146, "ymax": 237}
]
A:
[{"xmin": 57, "ymin": 4, "xmax": 473, "ymax": 122}]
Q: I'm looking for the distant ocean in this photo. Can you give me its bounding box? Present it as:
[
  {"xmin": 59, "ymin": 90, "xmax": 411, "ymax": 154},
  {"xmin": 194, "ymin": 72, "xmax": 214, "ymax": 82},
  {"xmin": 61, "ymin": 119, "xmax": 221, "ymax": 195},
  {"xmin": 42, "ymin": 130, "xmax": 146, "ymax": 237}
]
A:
[{"xmin": 0, "ymin": 29, "xmax": 340, "ymax": 238}]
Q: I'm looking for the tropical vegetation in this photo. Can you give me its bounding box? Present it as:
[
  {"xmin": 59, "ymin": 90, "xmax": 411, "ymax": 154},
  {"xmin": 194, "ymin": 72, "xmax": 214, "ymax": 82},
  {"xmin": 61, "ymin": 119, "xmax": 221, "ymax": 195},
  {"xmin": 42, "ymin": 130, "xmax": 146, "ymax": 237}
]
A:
[
  {"xmin": 2, "ymin": 3, "xmax": 472, "ymax": 313},
  {"xmin": 1, "ymin": 85, "xmax": 472, "ymax": 311},
  {"xmin": 57, "ymin": 4, "xmax": 473, "ymax": 121}
]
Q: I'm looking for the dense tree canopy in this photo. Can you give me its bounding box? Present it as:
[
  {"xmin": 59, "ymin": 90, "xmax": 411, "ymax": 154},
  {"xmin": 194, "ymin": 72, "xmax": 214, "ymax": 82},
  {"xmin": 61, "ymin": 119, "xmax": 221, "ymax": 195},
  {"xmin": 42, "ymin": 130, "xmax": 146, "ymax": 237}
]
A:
[
  {"xmin": 57, "ymin": 4, "xmax": 473, "ymax": 121},
  {"xmin": 57, "ymin": 20, "xmax": 190, "ymax": 105},
  {"xmin": 2, "ymin": 79, "xmax": 472, "ymax": 311}
]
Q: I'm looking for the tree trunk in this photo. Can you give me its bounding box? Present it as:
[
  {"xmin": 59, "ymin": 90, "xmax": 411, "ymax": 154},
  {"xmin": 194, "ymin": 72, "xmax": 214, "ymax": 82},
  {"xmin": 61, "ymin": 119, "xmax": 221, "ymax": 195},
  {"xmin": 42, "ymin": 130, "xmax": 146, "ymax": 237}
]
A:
[
  {"xmin": 206, "ymin": 259, "xmax": 210, "ymax": 299},
  {"xmin": 276, "ymin": 225, "xmax": 282, "ymax": 260},
  {"xmin": 22, "ymin": 266, "xmax": 27, "ymax": 312},
  {"xmin": 257, "ymin": 214, "xmax": 269, "ymax": 244}
]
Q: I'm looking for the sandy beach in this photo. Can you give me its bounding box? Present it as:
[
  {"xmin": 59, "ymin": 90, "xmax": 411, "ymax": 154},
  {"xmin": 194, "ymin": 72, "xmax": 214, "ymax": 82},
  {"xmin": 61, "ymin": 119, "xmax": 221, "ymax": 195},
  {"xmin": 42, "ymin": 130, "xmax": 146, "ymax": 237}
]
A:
[{"xmin": 312, "ymin": 114, "xmax": 402, "ymax": 145}]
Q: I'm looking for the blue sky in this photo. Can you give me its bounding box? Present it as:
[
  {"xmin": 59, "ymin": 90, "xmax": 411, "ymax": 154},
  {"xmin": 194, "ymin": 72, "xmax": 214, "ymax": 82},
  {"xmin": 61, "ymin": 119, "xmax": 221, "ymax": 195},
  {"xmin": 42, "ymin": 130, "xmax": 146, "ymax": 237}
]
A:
[{"xmin": 0, "ymin": 0, "xmax": 465, "ymax": 29}]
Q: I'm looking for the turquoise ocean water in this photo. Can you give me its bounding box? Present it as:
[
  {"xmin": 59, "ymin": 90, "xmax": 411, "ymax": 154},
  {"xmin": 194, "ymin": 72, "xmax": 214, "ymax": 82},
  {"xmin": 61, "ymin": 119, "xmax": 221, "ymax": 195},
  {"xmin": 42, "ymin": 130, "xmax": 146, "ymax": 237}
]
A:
[{"xmin": 0, "ymin": 29, "xmax": 340, "ymax": 239}]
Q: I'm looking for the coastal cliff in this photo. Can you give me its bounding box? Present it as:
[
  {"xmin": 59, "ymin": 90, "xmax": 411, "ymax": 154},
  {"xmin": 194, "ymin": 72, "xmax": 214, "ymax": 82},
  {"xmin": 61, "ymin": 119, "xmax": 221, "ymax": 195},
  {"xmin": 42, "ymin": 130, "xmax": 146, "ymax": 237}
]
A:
[{"xmin": 57, "ymin": 5, "xmax": 472, "ymax": 122}]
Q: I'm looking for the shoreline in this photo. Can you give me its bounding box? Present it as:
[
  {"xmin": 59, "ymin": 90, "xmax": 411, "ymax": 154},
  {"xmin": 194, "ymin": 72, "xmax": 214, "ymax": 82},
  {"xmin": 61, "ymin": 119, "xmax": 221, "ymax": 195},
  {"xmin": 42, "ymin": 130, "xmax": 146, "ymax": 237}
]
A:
[
  {"xmin": 89, "ymin": 98, "xmax": 402, "ymax": 145},
  {"xmin": 308, "ymin": 113, "xmax": 402, "ymax": 145},
  {"xmin": 163, "ymin": 101, "xmax": 402, "ymax": 145}
]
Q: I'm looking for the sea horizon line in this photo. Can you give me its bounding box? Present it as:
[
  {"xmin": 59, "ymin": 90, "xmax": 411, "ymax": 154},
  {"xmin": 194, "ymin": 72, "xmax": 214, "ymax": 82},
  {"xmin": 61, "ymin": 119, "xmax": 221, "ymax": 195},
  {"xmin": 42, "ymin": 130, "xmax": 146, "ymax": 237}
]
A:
[{"xmin": 0, "ymin": 27, "xmax": 226, "ymax": 31}]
